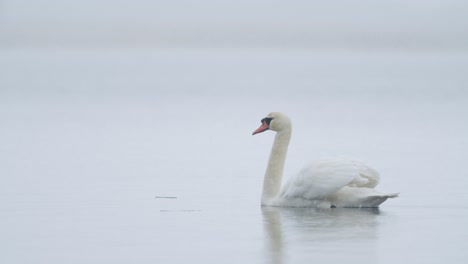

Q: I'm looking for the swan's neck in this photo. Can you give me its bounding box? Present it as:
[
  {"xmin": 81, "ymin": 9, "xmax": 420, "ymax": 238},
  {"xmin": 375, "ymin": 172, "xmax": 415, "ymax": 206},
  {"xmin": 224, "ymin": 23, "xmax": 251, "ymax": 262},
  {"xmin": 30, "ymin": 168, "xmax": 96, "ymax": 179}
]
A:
[{"xmin": 262, "ymin": 129, "xmax": 291, "ymax": 204}]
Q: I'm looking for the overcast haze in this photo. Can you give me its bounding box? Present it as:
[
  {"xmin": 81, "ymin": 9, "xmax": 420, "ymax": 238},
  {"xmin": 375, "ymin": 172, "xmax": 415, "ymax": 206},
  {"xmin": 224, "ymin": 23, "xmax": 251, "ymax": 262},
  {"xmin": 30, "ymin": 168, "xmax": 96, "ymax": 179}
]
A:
[
  {"xmin": 1, "ymin": 1, "xmax": 468, "ymax": 264},
  {"xmin": 1, "ymin": 0, "xmax": 468, "ymax": 50}
]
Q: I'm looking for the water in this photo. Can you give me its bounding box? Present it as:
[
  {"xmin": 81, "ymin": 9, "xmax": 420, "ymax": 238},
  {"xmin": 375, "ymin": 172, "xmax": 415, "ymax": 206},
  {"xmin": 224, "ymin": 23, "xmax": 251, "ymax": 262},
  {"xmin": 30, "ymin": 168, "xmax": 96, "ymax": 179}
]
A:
[{"xmin": 1, "ymin": 49, "xmax": 468, "ymax": 263}]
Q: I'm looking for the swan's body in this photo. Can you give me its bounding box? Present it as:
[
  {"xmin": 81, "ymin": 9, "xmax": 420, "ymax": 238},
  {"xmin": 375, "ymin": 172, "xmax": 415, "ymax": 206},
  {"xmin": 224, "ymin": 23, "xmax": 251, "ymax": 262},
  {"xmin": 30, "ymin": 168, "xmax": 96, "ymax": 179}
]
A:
[{"xmin": 253, "ymin": 112, "xmax": 398, "ymax": 208}]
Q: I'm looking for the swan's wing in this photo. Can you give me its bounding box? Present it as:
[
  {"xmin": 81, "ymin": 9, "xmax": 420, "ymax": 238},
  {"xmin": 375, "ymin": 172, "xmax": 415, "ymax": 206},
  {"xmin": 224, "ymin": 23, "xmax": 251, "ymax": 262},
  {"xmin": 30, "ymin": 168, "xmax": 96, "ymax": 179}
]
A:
[
  {"xmin": 347, "ymin": 160, "xmax": 380, "ymax": 188},
  {"xmin": 279, "ymin": 159, "xmax": 369, "ymax": 200}
]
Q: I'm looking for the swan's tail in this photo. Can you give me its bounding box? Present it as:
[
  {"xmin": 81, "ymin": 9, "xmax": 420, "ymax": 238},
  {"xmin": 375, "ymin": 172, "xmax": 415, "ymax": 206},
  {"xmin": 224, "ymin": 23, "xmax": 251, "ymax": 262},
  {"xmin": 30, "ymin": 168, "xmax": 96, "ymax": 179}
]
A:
[
  {"xmin": 361, "ymin": 192, "xmax": 399, "ymax": 207},
  {"xmin": 384, "ymin": 192, "xmax": 400, "ymax": 198}
]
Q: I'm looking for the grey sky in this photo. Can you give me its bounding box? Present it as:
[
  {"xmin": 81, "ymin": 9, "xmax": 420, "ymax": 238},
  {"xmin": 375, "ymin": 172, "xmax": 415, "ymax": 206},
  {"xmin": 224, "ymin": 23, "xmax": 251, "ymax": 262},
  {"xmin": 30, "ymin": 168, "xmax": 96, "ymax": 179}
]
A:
[{"xmin": 1, "ymin": 0, "xmax": 468, "ymax": 50}]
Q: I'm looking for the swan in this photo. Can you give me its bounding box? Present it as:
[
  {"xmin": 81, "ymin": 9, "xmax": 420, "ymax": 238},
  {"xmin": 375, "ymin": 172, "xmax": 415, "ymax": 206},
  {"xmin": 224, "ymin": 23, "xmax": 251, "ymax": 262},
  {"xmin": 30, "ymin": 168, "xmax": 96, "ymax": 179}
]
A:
[{"xmin": 252, "ymin": 112, "xmax": 398, "ymax": 208}]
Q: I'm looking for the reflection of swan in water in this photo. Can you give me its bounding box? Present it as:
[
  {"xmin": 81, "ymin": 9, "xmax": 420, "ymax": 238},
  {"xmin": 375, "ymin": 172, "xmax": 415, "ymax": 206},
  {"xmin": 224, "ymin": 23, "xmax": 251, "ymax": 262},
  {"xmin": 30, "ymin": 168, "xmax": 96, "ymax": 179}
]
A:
[
  {"xmin": 262, "ymin": 207, "xmax": 285, "ymax": 264},
  {"xmin": 262, "ymin": 207, "xmax": 381, "ymax": 264},
  {"xmin": 253, "ymin": 112, "xmax": 398, "ymax": 208}
]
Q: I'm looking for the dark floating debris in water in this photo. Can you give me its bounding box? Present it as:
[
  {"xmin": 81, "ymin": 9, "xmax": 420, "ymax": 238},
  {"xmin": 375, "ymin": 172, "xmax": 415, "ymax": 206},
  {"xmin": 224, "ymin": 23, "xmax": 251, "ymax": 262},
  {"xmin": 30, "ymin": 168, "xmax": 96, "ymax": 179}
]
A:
[
  {"xmin": 160, "ymin": 210, "xmax": 201, "ymax": 212},
  {"xmin": 155, "ymin": 196, "xmax": 177, "ymax": 199}
]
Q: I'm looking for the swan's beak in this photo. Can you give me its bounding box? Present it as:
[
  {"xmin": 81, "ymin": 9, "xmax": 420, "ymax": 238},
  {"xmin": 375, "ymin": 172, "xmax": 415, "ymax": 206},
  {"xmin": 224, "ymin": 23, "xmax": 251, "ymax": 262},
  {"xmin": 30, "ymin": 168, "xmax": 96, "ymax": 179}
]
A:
[{"xmin": 252, "ymin": 121, "xmax": 269, "ymax": 135}]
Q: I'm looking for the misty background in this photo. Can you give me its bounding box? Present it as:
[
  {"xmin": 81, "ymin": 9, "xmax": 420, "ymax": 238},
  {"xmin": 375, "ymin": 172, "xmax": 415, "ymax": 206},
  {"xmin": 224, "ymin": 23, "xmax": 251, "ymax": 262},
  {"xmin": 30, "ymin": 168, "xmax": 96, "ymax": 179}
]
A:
[
  {"xmin": 1, "ymin": 1, "xmax": 468, "ymax": 264},
  {"xmin": 1, "ymin": 0, "xmax": 468, "ymax": 51}
]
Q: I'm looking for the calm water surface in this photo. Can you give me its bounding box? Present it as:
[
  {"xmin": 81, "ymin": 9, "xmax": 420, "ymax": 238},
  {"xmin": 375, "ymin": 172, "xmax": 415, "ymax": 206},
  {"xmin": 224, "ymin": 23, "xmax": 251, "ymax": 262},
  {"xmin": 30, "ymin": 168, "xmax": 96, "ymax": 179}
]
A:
[{"xmin": 2, "ymin": 193, "xmax": 466, "ymax": 264}]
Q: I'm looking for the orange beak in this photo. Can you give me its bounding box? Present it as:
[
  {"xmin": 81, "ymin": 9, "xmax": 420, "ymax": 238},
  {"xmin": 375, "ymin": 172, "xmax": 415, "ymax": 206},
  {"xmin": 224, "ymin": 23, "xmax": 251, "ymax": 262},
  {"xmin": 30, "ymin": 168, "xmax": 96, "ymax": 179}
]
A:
[{"xmin": 252, "ymin": 121, "xmax": 269, "ymax": 135}]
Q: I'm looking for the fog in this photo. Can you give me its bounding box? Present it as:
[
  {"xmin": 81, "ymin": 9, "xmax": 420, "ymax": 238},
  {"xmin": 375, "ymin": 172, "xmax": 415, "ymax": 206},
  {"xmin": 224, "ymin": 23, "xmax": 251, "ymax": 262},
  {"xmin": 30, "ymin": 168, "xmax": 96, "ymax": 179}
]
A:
[
  {"xmin": 1, "ymin": 0, "xmax": 468, "ymax": 50},
  {"xmin": 1, "ymin": 1, "xmax": 468, "ymax": 264}
]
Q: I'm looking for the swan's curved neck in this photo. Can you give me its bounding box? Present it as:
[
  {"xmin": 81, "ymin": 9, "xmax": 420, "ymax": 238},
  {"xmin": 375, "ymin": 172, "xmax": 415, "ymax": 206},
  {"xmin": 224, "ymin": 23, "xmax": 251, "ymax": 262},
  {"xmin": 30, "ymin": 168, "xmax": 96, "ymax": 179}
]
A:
[{"xmin": 262, "ymin": 129, "xmax": 291, "ymax": 204}]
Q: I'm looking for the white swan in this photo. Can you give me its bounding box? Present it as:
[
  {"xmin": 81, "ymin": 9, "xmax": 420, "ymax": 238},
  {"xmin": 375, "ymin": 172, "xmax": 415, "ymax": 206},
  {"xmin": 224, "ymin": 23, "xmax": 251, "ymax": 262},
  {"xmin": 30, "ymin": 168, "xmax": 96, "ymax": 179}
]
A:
[{"xmin": 253, "ymin": 112, "xmax": 398, "ymax": 208}]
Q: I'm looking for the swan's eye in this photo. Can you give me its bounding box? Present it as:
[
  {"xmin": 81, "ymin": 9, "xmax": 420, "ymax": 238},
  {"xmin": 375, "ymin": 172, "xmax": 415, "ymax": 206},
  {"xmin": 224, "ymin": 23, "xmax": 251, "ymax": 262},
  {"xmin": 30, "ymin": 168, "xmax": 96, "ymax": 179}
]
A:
[{"xmin": 261, "ymin": 117, "xmax": 274, "ymax": 125}]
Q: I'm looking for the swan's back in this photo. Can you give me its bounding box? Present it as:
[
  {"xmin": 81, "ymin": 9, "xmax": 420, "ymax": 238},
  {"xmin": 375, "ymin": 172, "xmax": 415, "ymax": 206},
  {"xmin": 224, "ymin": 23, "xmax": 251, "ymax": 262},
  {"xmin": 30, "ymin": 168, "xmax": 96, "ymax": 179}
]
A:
[
  {"xmin": 273, "ymin": 159, "xmax": 393, "ymax": 208},
  {"xmin": 347, "ymin": 160, "xmax": 380, "ymax": 188}
]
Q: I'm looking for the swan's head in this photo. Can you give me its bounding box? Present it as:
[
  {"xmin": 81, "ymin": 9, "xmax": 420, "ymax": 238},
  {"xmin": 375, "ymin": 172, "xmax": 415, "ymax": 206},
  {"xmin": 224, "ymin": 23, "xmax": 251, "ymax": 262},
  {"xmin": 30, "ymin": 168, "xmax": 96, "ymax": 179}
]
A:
[{"xmin": 252, "ymin": 112, "xmax": 291, "ymax": 135}]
